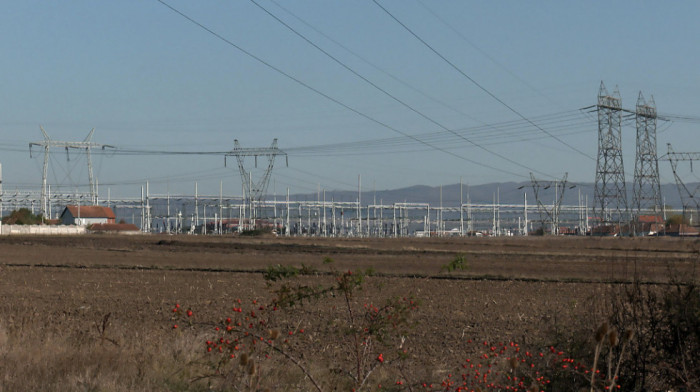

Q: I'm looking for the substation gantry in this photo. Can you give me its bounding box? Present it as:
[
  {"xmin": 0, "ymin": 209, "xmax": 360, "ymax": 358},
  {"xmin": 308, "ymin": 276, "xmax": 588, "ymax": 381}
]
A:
[
  {"xmin": 29, "ymin": 127, "xmax": 114, "ymax": 217},
  {"xmin": 225, "ymin": 139, "xmax": 287, "ymax": 223},
  {"xmin": 665, "ymin": 143, "xmax": 700, "ymax": 223},
  {"xmin": 527, "ymin": 172, "xmax": 570, "ymax": 235}
]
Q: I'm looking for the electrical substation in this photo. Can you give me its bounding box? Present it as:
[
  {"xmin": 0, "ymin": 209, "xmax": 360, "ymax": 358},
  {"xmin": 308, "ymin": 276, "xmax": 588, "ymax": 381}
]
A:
[{"xmin": 1, "ymin": 83, "xmax": 699, "ymax": 237}]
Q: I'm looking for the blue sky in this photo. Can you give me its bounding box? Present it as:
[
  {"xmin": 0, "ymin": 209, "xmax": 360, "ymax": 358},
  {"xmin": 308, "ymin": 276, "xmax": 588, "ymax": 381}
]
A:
[{"xmin": 1, "ymin": 1, "xmax": 698, "ymax": 198}]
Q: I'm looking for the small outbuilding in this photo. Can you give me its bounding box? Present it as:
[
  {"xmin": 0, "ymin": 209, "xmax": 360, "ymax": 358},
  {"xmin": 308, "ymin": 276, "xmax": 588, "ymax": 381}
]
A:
[
  {"xmin": 60, "ymin": 205, "xmax": 116, "ymax": 226},
  {"xmin": 88, "ymin": 223, "xmax": 141, "ymax": 234}
]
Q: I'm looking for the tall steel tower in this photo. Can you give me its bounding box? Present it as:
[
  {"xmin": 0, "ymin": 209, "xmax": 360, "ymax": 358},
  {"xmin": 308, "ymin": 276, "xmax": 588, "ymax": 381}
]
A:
[
  {"xmin": 593, "ymin": 82, "xmax": 628, "ymax": 229},
  {"xmin": 29, "ymin": 127, "xmax": 113, "ymax": 217},
  {"xmin": 632, "ymin": 92, "xmax": 662, "ymax": 218},
  {"xmin": 226, "ymin": 139, "xmax": 287, "ymax": 222}
]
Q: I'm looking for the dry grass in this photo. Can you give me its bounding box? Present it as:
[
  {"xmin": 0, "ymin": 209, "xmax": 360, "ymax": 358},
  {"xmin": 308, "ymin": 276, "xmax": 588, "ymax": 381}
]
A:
[{"xmin": 0, "ymin": 235, "xmax": 696, "ymax": 390}]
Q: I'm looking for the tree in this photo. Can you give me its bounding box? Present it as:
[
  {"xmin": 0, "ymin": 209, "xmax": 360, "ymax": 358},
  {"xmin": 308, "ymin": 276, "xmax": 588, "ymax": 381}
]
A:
[{"xmin": 2, "ymin": 208, "xmax": 46, "ymax": 225}]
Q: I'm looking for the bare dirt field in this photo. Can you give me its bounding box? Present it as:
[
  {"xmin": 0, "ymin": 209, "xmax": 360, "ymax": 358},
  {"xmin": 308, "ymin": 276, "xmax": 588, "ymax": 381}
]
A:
[{"xmin": 0, "ymin": 235, "xmax": 698, "ymax": 391}]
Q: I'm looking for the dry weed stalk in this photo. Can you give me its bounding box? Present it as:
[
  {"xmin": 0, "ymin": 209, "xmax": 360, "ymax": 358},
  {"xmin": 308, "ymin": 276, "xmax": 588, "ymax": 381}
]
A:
[
  {"xmin": 94, "ymin": 313, "xmax": 119, "ymax": 347},
  {"xmin": 590, "ymin": 321, "xmax": 631, "ymax": 391}
]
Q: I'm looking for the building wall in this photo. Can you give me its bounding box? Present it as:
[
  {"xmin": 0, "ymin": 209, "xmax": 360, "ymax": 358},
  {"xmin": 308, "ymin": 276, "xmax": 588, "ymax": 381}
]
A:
[
  {"xmin": 75, "ymin": 217, "xmax": 109, "ymax": 226},
  {"xmin": 0, "ymin": 224, "xmax": 86, "ymax": 235},
  {"xmin": 60, "ymin": 212, "xmax": 110, "ymax": 226}
]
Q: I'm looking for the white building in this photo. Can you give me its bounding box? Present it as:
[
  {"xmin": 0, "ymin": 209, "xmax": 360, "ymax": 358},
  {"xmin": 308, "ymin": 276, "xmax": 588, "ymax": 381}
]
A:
[{"xmin": 59, "ymin": 205, "xmax": 116, "ymax": 226}]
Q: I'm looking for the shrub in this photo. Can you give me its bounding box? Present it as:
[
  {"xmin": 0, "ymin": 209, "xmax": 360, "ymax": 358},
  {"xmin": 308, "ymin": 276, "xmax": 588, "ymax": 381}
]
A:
[
  {"xmin": 2, "ymin": 208, "xmax": 45, "ymax": 225},
  {"xmin": 171, "ymin": 259, "xmax": 419, "ymax": 391}
]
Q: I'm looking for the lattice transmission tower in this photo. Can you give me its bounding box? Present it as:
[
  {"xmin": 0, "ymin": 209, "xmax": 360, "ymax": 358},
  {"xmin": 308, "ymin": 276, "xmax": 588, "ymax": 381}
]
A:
[
  {"xmin": 593, "ymin": 82, "xmax": 628, "ymax": 229},
  {"xmin": 226, "ymin": 139, "xmax": 287, "ymax": 222},
  {"xmin": 665, "ymin": 143, "xmax": 700, "ymax": 224},
  {"xmin": 632, "ymin": 92, "xmax": 662, "ymax": 218},
  {"xmin": 29, "ymin": 127, "xmax": 113, "ymax": 217},
  {"xmin": 528, "ymin": 172, "xmax": 569, "ymax": 235}
]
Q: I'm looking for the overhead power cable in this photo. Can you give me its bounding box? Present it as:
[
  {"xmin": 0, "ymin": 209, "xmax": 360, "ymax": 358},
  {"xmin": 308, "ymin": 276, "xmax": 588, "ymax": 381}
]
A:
[
  {"xmin": 371, "ymin": 0, "xmax": 595, "ymax": 162},
  {"xmin": 414, "ymin": 0, "xmax": 562, "ymax": 109},
  {"xmin": 155, "ymin": 0, "xmax": 530, "ymax": 179},
  {"xmin": 658, "ymin": 113, "xmax": 700, "ymax": 124},
  {"xmin": 287, "ymin": 110, "xmax": 593, "ymax": 155},
  {"xmin": 266, "ymin": 0, "xmax": 512, "ymax": 130},
  {"xmin": 249, "ymin": 0, "xmax": 552, "ymax": 178},
  {"xmin": 13, "ymin": 109, "xmax": 594, "ymax": 158}
]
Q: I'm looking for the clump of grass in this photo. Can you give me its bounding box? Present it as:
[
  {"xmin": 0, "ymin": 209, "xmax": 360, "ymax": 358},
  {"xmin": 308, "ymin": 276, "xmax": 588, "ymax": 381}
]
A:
[{"xmin": 441, "ymin": 254, "xmax": 469, "ymax": 273}]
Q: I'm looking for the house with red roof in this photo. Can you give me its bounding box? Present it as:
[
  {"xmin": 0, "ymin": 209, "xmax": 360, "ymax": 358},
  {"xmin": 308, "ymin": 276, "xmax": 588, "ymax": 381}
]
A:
[{"xmin": 59, "ymin": 205, "xmax": 116, "ymax": 226}]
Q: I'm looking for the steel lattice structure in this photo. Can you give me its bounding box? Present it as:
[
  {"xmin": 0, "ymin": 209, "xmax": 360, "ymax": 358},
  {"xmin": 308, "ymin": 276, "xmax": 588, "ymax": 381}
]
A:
[
  {"xmin": 593, "ymin": 82, "xmax": 628, "ymax": 228},
  {"xmin": 665, "ymin": 143, "xmax": 700, "ymax": 223},
  {"xmin": 528, "ymin": 172, "xmax": 569, "ymax": 235},
  {"xmin": 226, "ymin": 139, "xmax": 287, "ymax": 220},
  {"xmin": 29, "ymin": 127, "xmax": 113, "ymax": 216},
  {"xmin": 632, "ymin": 92, "xmax": 662, "ymax": 218}
]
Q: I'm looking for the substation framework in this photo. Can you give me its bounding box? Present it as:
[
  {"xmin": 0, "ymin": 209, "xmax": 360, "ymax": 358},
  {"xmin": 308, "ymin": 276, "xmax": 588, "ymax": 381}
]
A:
[
  {"xmin": 29, "ymin": 127, "xmax": 114, "ymax": 217},
  {"xmin": 665, "ymin": 143, "xmax": 700, "ymax": 224},
  {"xmin": 2, "ymin": 184, "xmax": 688, "ymax": 237},
  {"xmin": 3, "ymin": 84, "xmax": 691, "ymax": 236}
]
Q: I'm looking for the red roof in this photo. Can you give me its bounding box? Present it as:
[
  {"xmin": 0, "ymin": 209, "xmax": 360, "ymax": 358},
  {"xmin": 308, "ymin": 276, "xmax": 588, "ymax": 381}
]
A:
[
  {"xmin": 637, "ymin": 215, "xmax": 664, "ymax": 224},
  {"xmin": 64, "ymin": 205, "xmax": 116, "ymax": 219}
]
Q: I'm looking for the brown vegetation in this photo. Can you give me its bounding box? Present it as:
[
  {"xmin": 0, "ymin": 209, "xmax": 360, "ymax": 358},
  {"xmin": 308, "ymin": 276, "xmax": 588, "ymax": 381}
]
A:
[{"xmin": 0, "ymin": 235, "xmax": 697, "ymax": 390}]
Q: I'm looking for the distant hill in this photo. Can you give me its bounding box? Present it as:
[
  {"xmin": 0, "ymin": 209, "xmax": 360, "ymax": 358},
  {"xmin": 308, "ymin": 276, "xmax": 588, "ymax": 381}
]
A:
[{"xmin": 286, "ymin": 182, "xmax": 693, "ymax": 209}]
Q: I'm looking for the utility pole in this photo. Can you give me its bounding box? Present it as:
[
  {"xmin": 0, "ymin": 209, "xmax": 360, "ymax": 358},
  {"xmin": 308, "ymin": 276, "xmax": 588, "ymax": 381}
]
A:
[
  {"xmin": 286, "ymin": 188, "xmax": 290, "ymax": 236},
  {"xmin": 357, "ymin": 174, "xmax": 361, "ymax": 237},
  {"xmin": 459, "ymin": 177, "xmax": 464, "ymax": 236},
  {"xmin": 524, "ymin": 192, "xmax": 528, "ymax": 236}
]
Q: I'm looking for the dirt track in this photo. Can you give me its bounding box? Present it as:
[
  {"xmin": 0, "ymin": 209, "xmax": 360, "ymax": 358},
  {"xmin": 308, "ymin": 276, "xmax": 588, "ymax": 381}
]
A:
[{"xmin": 1, "ymin": 234, "xmax": 697, "ymax": 282}]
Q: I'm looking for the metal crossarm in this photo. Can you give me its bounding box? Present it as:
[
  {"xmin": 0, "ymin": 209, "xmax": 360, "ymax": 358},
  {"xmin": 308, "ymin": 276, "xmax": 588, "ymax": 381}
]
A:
[
  {"xmin": 529, "ymin": 172, "xmax": 569, "ymax": 234},
  {"xmin": 29, "ymin": 127, "xmax": 114, "ymax": 216},
  {"xmin": 225, "ymin": 139, "xmax": 287, "ymax": 225},
  {"xmin": 665, "ymin": 143, "xmax": 700, "ymax": 221}
]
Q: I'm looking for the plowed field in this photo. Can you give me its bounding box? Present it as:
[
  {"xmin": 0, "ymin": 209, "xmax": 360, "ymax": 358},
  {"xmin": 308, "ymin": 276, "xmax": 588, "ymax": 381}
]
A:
[{"xmin": 0, "ymin": 235, "xmax": 697, "ymax": 391}]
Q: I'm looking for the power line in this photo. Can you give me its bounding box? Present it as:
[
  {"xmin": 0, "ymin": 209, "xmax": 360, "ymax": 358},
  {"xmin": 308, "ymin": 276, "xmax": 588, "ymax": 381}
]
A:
[
  {"xmin": 155, "ymin": 0, "xmax": 528, "ymax": 179},
  {"xmin": 12, "ymin": 110, "xmax": 592, "ymax": 158},
  {"xmin": 9, "ymin": 109, "xmax": 593, "ymax": 158},
  {"xmin": 287, "ymin": 110, "xmax": 593, "ymax": 155},
  {"xmin": 371, "ymin": 0, "xmax": 595, "ymax": 161},
  {"xmin": 249, "ymin": 0, "xmax": 552, "ymax": 178},
  {"xmin": 266, "ymin": 0, "xmax": 524, "ymax": 134},
  {"xmin": 414, "ymin": 0, "xmax": 562, "ymax": 109}
]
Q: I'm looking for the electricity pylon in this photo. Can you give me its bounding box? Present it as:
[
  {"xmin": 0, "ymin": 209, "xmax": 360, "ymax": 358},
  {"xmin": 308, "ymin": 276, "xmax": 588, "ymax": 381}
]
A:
[
  {"xmin": 29, "ymin": 127, "xmax": 114, "ymax": 217},
  {"xmin": 665, "ymin": 143, "xmax": 700, "ymax": 224},
  {"xmin": 226, "ymin": 139, "xmax": 287, "ymax": 222},
  {"xmin": 632, "ymin": 92, "xmax": 662, "ymax": 220},
  {"xmin": 593, "ymin": 82, "xmax": 628, "ymax": 231},
  {"xmin": 529, "ymin": 172, "xmax": 569, "ymax": 235}
]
